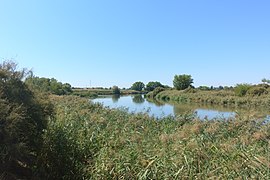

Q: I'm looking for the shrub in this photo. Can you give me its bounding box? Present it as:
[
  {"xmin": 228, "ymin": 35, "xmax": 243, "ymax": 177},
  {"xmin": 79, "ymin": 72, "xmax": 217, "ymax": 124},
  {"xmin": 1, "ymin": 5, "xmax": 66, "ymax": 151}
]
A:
[
  {"xmin": 234, "ymin": 84, "xmax": 252, "ymax": 97},
  {"xmin": 247, "ymin": 86, "xmax": 268, "ymax": 96},
  {"xmin": 147, "ymin": 87, "xmax": 165, "ymax": 98},
  {"xmin": 0, "ymin": 61, "xmax": 53, "ymax": 179}
]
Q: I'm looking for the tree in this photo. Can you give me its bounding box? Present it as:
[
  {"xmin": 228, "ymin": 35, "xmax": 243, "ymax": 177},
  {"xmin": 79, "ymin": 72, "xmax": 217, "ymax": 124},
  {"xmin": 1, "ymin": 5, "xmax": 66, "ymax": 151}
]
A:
[
  {"xmin": 112, "ymin": 86, "xmax": 121, "ymax": 94},
  {"xmin": 262, "ymin": 78, "xmax": 270, "ymax": 84},
  {"xmin": 131, "ymin": 81, "xmax": 145, "ymax": 91},
  {"xmin": 145, "ymin": 81, "xmax": 164, "ymax": 91},
  {"xmin": 173, "ymin": 74, "xmax": 193, "ymax": 90},
  {"xmin": 25, "ymin": 77, "xmax": 73, "ymax": 95}
]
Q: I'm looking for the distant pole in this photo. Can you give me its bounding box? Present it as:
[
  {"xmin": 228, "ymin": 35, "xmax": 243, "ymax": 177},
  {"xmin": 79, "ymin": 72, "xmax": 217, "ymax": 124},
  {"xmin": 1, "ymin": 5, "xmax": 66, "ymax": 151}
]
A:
[{"xmin": 90, "ymin": 80, "xmax": 91, "ymax": 88}]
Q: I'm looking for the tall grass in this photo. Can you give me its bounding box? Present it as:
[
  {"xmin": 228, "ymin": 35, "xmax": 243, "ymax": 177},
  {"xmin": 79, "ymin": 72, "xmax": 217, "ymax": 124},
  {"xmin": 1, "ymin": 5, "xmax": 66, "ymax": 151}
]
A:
[
  {"xmin": 39, "ymin": 95, "xmax": 270, "ymax": 179},
  {"xmin": 155, "ymin": 89, "xmax": 270, "ymax": 108}
]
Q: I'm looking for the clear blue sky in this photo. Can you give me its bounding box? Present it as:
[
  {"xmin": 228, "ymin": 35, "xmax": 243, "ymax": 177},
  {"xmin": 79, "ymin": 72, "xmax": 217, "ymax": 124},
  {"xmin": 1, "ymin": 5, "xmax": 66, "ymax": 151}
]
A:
[{"xmin": 0, "ymin": 0, "xmax": 270, "ymax": 88}]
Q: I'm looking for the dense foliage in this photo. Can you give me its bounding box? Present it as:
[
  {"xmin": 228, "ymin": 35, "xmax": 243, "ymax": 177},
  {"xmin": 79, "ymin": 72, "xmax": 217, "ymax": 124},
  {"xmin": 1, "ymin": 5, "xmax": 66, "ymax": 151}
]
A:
[
  {"xmin": 25, "ymin": 76, "xmax": 72, "ymax": 95},
  {"xmin": 173, "ymin": 74, "xmax": 193, "ymax": 90},
  {"xmin": 131, "ymin": 81, "xmax": 145, "ymax": 91},
  {"xmin": 112, "ymin": 85, "xmax": 121, "ymax": 94},
  {"xmin": 145, "ymin": 81, "xmax": 164, "ymax": 91},
  {"xmin": 0, "ymin": 61, "xmax": 53, "ymax": 179},
  {"xmin": 234, "ymin": 83, "xmax": 252, "ymax": 97}
]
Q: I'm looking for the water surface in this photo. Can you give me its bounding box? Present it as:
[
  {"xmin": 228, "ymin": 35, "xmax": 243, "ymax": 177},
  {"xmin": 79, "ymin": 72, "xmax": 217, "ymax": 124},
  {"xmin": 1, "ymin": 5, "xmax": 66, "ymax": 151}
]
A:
[{"xmin": 92, "ymin": 95, "xmax": 270, "ymax": 120}]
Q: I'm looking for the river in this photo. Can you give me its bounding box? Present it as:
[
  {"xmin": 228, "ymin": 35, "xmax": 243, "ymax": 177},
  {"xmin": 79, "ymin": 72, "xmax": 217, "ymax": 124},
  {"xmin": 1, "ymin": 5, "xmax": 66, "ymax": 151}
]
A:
[{"xmin": 91, "ymin": 94, "xmax": 270, "ymax": 120}]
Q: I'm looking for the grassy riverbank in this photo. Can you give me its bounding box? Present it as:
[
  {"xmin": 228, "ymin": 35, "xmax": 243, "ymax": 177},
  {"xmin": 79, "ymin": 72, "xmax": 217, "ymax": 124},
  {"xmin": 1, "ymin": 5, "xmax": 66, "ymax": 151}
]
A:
[
  {"xmin": 72, "ymin": 88, "xmax": 143, "ymax": 98},
  {"xmin": 40, "ymin": 95, "xmax": 270, "ymax": 179},
  {"xmin": 152, "ymin": 89, "xmax": 270, "ymax": 108}
]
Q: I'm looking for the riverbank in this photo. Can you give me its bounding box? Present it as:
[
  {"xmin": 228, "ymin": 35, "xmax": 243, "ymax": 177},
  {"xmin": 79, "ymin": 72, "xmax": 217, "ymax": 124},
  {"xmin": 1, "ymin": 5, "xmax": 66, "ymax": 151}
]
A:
[
  {"xmin": 72, "ymin": 88, "xmax": 145, "ymax": 98},
  {"xmin": 151, "ymin": 89, "xmax": 270, "ymax": 108},
  {"xmin": 40, "ymin": 95, "xmax": 270, "ymax": 179}
]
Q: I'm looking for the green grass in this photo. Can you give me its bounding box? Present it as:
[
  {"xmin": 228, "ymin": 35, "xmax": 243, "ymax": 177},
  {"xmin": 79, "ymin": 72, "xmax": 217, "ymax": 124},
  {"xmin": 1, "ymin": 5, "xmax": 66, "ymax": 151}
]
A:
[
  {"xmin": 72, "ymin": 88, "xmax": 143, "ymax": 98},
  {"xmin": 39, "ymin": 95, "xmax": 270, "ymax": 179},
  {"xmin": 154, "ymin": 89, "xmax": 270, "ymax": 108}
]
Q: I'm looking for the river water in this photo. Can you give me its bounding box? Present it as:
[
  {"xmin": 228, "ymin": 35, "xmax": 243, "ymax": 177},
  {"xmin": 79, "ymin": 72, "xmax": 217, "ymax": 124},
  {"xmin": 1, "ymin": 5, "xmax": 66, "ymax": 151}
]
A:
[{"xmin": 91, "ymin": 94, "xmax": 270, "ymax": 120}]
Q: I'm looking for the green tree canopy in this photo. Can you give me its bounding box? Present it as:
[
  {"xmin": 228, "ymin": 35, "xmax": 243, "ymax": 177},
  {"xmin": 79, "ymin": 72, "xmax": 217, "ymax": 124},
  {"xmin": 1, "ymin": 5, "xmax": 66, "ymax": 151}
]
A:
[
  {"xmin": 173, "ymin": 74, "xmax": 194, "ymax": 90},
  {"xmin": 145, "ymin": 81, "xmax": 164, "ymax": 91},
  {"xmin": 131, "ymin": 81, "xmax": 145, "ymax": 91},
  {"xmin": 25, "ymin": 76, "xmax": 72, "ymax": 95},
  {"xmin": 262, "ymin": 78, "xmax": 270, "ymax": 84}
]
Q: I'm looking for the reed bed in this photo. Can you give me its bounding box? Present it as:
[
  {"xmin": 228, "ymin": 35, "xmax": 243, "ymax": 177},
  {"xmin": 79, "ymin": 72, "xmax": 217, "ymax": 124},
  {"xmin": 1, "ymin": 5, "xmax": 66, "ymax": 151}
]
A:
[{"xmin": 39, "ymin": 95, "xmax": 270, "ymax": 179}]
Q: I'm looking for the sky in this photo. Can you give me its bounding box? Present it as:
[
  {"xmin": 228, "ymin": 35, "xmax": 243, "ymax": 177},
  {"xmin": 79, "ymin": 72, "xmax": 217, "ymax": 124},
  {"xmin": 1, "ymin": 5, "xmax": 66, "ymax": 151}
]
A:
[{"xmin": 0, "ymin": 0, "xmax": 270, "ymax": 88}]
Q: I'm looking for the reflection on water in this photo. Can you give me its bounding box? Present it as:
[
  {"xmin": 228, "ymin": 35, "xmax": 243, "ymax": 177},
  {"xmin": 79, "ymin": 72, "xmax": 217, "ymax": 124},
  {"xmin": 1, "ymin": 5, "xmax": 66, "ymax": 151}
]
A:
[
  {"xmin": 132, "ymin": 95, "xmax": 145, "ymax": 104},
  {"xmin": 111, "ymin": 94, "xmax": 120, "ymax": 103},
  {"xmin": 92, "ymin": 95, "xmax": 270, "ymax": 120}
]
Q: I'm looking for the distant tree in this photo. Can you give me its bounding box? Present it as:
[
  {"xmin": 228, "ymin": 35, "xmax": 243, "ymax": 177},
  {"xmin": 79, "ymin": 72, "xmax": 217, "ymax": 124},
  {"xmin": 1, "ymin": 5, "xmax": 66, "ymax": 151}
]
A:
[
  {"xmin": 198, "ymin": 86, "xmax": 210, "ymax": 91},
  {"xmin": 145, "ymin": 81, "xmax": 164, "ymax": 91},
  {"xmin": 262, "ymin": 78, "xmax": 270, "ymax": 84},
  {"xmin": 25, "ymin": 77, "xmax": 72, "ymax": 95},
  {"xmin": 112, "ymin": 86, "xmax": 121, "ymax": 94},
  {"xmin": 131, "ymin": 81, "xmax": 145, "ymax": 91},
  {"xmin": 173, "ymin": 74, "xmax": 193, "ymax": 90},
  {"xmin": 218, "ymin": 86, "xmax": 224, "ymax": 90}
]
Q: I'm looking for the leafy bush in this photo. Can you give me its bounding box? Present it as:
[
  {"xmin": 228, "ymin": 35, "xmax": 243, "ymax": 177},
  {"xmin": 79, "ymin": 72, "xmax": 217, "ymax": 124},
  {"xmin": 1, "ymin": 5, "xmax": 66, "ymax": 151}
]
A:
[
  {"xmin": 0, "ymin": 61, "xmax": 53, "ymax": 179},
  {"xmin": 247, "ymin": 86, "xmax": 268, "ymax": 96},
  {"xmin": 146, "ymin": 87, "xmax": 165, "ymax": 98},
  {"xmin": 145, "ymin": 81, "xmax": 164, "ymax": 91},
  {"xmin": 234, "ymin": 84, "xmax": 252, "ymax": 97}
]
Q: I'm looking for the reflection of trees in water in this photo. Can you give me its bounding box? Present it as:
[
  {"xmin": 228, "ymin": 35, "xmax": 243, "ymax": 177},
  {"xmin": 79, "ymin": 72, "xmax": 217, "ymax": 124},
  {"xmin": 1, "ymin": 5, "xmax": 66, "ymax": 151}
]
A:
[
  {"xmin": 171, "ymin": 101, "xmax": 270, "ymax": 120},
  {"xmin": 146, "ymin": 98, "xmax": 165, "ymax": 106},
  {"xmin": 132, "ymin": 95, "xmax": 145, "ymax": 104},
  {"xmin": 112, "ymin": 94, "xmax": 120, "ymax": 103},
  {"xmin": 173, "ymin": 104, "xmax": 195, "ymax": 116}
]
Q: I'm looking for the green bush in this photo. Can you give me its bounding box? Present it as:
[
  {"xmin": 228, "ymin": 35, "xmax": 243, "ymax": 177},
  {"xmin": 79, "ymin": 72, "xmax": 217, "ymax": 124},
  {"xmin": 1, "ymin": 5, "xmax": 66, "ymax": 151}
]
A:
[
  {"xmin": 0, "ymin": 61, "xmax": 53, "ymax": 179},
  {"xmin": 247, "ymin": 86, "xmax": 268, "ymax": 96},
  {"xmin": 234, "ymin": 84, "xmax": 252, "ymax": 97},
  {"xmin": 146, "ymin": 87, "xmax": 165, "ymax": 98}
]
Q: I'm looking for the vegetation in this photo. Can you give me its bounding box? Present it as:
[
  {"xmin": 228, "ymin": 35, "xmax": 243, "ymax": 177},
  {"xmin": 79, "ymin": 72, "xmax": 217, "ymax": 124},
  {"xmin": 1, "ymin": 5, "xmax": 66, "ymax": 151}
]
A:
[
  {"xmin": 0, "ymin": 61, "xmax": 53, "ymax": 179},
  {"xmin": 173, "ymin": 74, "xmax": 194, "ymax": 90},
  {"xmin": 72, "ymin": 88, "xmax": 141, "ymax": 98},
  {"xmin": 146, "ymin": 87, "xmax": 165, "ymax": 99},
  {"xmin": 37, "ymin": 95, "xmax": 270, "ymax": 179},
  {"xmin": 262, "ymin": 78, "xmax": 270, "ymax": 84},
  {"xmin": 112, "ymin": 85, "xmax": 121, "ymax": 94},
  {"xmin": 26, "ymin": 76, "xmax": 72, "ymax": 95},
  {"xmin": 1, "ymin": 61, "xmax": 270, "ymax": 179},
  {"xmin": 234, "ymin": 83, "xmax": 252, "ymax": 97},
  {"xmin": 131, "ymin": 81, "xmax": 145, "ymax": 91},
  {"xmin": 145, "ymin": 81, "xmax": 164, "ymax": 91}
]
